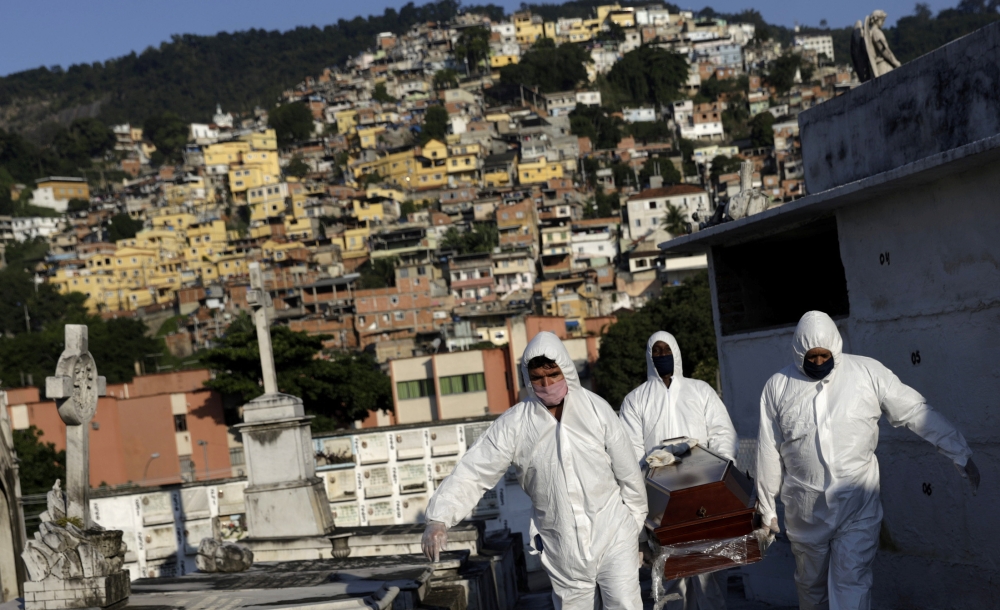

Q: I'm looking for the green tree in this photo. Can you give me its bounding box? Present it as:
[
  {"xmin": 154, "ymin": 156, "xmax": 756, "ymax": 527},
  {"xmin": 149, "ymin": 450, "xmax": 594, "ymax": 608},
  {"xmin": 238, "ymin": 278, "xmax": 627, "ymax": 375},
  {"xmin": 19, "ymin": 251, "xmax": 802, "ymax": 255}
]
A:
[
  {"xmin": 372, "ymin": 82, "xmax": 396, "ymax": 103},
  {"xmin": 143, "ymin": 111, "xmax": 189, "ymax": 164},
  {"xmin": 709, "ymin": 155, "xmax": 744, "ymax": 182},
  {"xmin": 569, "ymin": 104, "xmax": 622, "ymax": 150},
  {"xmin": 500, "ymin": 41, "xmax": 590, "ymax": 93},
  {"xmin": 269, "ymin": 101, "xmax": 314, "ymax": 146},
  {"xmin": 441, "ymin": 223, "xmax": 498, "ymax": 254},
  {"xmin": 14, "ymin": 426, "xmax": 66, "ymax": 531},
  {"xmin": 765, "ymin": 54, "xmax": 805, "ymax": 95},
  {"xmin": 455, "ymin": 26, "xmax": 492, "ymax": 74},
  {"xmin": 285, "ymin": 155, "xmax": 310, "ymax": 179},
  {"xmin": 357, "ymin": 256, "xmax": 398, "ymax": 289},
  {"xmin": 399, "ymin": 200, "xmax": 418, "ymax": 217},
  {"xmin": 433, "ymin": 69, "xmax": 460, "ymax": 90},
  {"xmin": 749, "ymin": 112, "xmax": 776, "ymax": 148},
  {"xmin": 595, "ymin": 272, "xmax": 717, "ymax": 408},
  {"xmin": 67, "ymin": 198, "xmax": 90, "ymax": 213},
  {"xmin": 421, "ymin": 105, "xmax": 450, "ymax": 143},
  {"xmin": 50, "ymin": 118, "xmax": 115, "ymax": 169},
  {"xmin": 107, "ymin": 212, "xmax": 143, "ymax": 242},
  {"xmin": 200, "ymin": 314, "xmax": 390, "ymax": 429},
  {"xmin": 605, "ymin": 46, "xmax": 688, "ymax": 107},
  {"xmin": 639, "ymin": 156, "xmax": 681, "ymax": 186},
  {"xmin": 662, "ymin": 203, "xmax": 689, "ymax": 237},
  {"xmin": 627, "ymin": 120, "xmax": 673, "ymax": 144}
]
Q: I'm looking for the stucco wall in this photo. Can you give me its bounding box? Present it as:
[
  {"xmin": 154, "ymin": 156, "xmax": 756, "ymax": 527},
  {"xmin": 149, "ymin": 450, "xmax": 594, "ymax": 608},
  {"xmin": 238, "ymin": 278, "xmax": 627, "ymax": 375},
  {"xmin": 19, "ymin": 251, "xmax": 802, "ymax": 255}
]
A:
[
  {"xmin": 714, "ymin": 153, "xmax": 1000, "ymax": 606},
  {"xmin": 800, "ymin": 21, "xmax": 1000, "ymax": 194}
]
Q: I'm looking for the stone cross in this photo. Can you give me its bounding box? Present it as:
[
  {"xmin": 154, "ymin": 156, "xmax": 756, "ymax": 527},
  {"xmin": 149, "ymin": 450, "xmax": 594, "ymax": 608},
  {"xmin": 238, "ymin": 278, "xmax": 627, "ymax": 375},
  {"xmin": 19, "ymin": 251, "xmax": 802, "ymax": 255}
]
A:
[
  {"xmin": 246, "ymin": 262, "xmax": 278, "ymax": 395},
  {"xmin": 45, "ymin": 325, "xmax": 106, "ymax": 529}
]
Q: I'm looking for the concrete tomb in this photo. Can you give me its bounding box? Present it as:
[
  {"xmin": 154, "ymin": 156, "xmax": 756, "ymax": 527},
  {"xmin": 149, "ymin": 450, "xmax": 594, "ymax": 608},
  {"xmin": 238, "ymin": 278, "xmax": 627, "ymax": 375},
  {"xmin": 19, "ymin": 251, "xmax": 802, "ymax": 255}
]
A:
[{"xmin": 20, "ymin": 325, "xmax": 131, "ymax": 609}]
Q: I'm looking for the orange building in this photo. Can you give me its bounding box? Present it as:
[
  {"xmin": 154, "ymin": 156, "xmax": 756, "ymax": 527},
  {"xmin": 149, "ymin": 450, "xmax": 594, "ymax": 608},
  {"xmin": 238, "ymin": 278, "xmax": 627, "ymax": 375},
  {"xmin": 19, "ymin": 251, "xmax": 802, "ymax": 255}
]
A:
[{"xmin": 5, "ymin": 370, "xmax": 236, "ymax": 488}]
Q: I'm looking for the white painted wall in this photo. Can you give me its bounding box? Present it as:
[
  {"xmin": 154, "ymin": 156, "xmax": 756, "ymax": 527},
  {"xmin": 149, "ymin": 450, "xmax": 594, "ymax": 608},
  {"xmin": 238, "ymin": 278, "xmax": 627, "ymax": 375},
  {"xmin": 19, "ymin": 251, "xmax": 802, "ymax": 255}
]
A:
[{"xmin": 713, "ymin": 156, "xmax": 1000, "ymax": 607}]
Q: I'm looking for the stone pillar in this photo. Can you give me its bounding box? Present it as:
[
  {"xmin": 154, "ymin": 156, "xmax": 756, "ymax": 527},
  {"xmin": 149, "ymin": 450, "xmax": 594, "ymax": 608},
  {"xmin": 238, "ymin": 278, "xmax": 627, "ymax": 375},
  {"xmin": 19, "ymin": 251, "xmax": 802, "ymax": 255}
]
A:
[{"xmin": 239, "ymin": 263, "xmax": 334, "ymax": 539}]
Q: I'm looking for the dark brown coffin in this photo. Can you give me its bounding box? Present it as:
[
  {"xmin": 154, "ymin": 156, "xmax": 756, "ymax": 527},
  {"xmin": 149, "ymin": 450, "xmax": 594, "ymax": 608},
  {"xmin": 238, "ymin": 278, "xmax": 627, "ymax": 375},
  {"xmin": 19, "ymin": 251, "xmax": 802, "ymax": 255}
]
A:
[{"xmin": 644, "ymin": 440, "xmax": 763, "ymax": 578}]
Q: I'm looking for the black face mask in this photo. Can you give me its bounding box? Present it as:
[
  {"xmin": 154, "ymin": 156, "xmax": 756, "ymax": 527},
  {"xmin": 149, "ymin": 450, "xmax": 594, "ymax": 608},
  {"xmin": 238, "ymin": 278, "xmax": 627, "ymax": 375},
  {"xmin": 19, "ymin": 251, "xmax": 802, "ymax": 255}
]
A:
[
  {"xmin": 652, "ymin": 355, "xmax": 674, "ymax": 377},
  {"xmin": 803, "ymin": 356, "xmax": 835, "ymax": 380}
]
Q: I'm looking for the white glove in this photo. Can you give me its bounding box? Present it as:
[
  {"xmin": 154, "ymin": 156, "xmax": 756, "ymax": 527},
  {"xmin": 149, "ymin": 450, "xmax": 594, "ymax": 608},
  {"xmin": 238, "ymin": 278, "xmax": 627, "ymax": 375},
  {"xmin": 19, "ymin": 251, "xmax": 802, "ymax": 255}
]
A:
[
  {"xmin": 421, "ymin": 521, "xmax": 448, "ymax": 562},
  {"xmin": 646, "ymin": 449, "xmax": 680, "ymax": 468},
  {"xmin": 660, "ymin": 437, "xmax": 699, "ymax": 455}
]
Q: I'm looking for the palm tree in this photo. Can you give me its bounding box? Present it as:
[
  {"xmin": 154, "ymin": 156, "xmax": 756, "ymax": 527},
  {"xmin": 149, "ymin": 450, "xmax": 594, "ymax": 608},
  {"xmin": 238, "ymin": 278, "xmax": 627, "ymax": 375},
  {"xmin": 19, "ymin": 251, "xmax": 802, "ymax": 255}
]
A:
[{"xmin": 662, "ymin": 203, "xmax": 689, "ymax": 237}]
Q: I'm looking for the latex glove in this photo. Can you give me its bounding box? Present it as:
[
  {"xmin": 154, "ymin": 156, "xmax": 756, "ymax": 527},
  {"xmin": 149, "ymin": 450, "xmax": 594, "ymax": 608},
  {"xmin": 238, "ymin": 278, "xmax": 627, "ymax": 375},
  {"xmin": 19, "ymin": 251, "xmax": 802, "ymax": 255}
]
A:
[
  {"xmin": 660, "ymin": 437, "xmax": 699, "ymax": 455},
  {"xmin": 646, "ymin": 449, "xmax": 680, "ymax": 468},
  {"xmin": 421, "ymin": 521, "xmax": 448, "ymax": 562},
  {"xmin": 767, "ymin": 517, "xmax": 780, "ymax": 535},
  {"xmin": 957, "ymin": 458, "xmax": 981, "ymax": 496}
]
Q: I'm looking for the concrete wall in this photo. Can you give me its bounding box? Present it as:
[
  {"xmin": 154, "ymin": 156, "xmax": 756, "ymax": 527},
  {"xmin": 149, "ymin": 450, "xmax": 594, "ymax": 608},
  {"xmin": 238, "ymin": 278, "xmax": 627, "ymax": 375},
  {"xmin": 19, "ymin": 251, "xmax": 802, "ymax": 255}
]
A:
[
  {"xmin": 801, "ymin": 21, "xmax": 1000, "ymax": 193},
  {"xmin": 90, "ymin": 417, "xmax": 539, "ymax": 579},
  {"xmin": 713, "ymin": 150, "xmax": 1000, "ymax": 607}
]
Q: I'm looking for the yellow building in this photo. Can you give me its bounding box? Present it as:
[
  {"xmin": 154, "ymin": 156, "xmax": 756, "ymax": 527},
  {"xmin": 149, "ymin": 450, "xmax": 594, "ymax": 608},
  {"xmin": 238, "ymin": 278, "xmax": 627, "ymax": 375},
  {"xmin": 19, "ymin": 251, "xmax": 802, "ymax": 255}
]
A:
[
  {"xmin": 335, "ymin": 110, "xmax": 359, "ymax": 135},
  {"xmin": 284, "ymin": 216, "xmax": 321, "ymax": 241},
  {"xmin": 214, "ymin": 254, "xmax": 248, "ymax": 279},
  {"xmin": 353, "ymin": 198, "xmax": 385, "ymax": 224},
  {"xmin": 243, "ymin": 128, "xmax": 278, "ymax": 151},
  {"xmin": 241, "ymin": 150, "xmax": 281, "ymax": 177},
  {"xmin": 35, "ymin": 177, "xmax": 90, "ymax": 201},
  {"xmin": 343, "ymin": 226, "xmax": 371, "ymax": 259},
  {"xmin": 358, "ymin": 126, "xmax": 387, "ymax": 149},
  {"xmin": 151, "ymin": 212, "xmax": 197, "ymax": 233},
  {"xmin": 514, "ymin": 12, "xmax": 545, "ymax": 44},
  {"xmin": 204, "ymin": 141, "xmax": 250, "ymax": 166},
  {"xmin": 517, "ymin": 156, "xmax": 564, "ymax": 185}
]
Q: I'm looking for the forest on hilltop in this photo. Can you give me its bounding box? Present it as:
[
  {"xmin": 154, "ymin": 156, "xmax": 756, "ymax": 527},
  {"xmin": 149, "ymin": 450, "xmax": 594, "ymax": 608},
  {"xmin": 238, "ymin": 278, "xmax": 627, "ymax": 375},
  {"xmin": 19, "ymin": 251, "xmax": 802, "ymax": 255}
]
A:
[{"xmin": 0, "ymin": 0, "xmax": 996, "ymax": 139}]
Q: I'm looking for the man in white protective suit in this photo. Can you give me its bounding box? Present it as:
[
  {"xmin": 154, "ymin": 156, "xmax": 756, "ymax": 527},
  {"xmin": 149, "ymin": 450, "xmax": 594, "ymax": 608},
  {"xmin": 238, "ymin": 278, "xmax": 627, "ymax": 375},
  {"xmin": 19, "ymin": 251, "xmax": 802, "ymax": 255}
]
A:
[
  {"xmin": 619, "ymin": 331, "xmax": 738, "ymax": 610},
  {"xmin": 757, "ymin": 311, "xmax": 980, "ymax": 610},
  {"xmin": 422, "ymin": 331, "xmax": 648, "ymax": 609}
]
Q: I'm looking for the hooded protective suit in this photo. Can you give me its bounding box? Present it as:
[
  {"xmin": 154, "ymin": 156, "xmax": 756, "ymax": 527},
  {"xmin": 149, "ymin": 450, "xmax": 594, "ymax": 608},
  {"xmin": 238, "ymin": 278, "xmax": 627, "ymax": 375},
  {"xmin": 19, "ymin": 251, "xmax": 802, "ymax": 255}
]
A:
[
  {"xmin": 425, "ymin": 332, "xmax": 647, "ymax": 609},
  {"xmin": 757, "ymin": 311, "xmax": 973, "ymax": 610},
  {"xmin": 620, "ymin": 331, "xmax": 737, "ymax": 610}
]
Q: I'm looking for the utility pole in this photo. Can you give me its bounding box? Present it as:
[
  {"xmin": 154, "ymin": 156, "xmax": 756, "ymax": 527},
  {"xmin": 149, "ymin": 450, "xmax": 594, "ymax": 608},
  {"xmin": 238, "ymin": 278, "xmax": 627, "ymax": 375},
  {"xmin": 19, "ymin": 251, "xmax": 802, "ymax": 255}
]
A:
[{"xmin": 23, "ymin": 303, "xmax": 30, "ymax": 333}]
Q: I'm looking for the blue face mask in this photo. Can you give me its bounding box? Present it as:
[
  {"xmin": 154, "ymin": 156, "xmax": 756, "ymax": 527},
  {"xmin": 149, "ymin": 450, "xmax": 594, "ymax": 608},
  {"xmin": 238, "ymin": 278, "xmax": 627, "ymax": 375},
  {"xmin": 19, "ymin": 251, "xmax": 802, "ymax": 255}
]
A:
[
  {"xmin": 803, "ymin": 356, "xmax": 834, "ymax": 380},
  {"xmin": 652, "ymin": 355, "xmax": 674, "ymax": 377}
]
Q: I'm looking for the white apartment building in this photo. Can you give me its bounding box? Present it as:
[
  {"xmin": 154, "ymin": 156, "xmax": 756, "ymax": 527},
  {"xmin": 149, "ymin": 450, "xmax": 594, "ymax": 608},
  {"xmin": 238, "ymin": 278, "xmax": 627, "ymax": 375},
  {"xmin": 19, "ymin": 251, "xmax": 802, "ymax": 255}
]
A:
[
  {"xmin": 12, "ymin": 217, "xmax": 63, "ymax": 242},
  {"xmin": 626, "ymin": 185, "xmax": 709, "ymax": 241},
  {"xmin": 575, "ymin": 90, "xmax": 601, "ymax": 107},
  {"xmin": 623, "ymin": 107, "xmax": 656, "ymax": 123},
  {"xmin": 794, "ymin": 34, "xmax": 835, "ymax": 62}
]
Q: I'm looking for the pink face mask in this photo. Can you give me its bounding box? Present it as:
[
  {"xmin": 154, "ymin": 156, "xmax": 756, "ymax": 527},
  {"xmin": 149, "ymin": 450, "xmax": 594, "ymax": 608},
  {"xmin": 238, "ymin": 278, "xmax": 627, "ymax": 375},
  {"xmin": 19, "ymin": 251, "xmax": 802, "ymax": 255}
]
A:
[{"xmin": 532, "ymin": 378, "xmax": 568, "ymax": 407}]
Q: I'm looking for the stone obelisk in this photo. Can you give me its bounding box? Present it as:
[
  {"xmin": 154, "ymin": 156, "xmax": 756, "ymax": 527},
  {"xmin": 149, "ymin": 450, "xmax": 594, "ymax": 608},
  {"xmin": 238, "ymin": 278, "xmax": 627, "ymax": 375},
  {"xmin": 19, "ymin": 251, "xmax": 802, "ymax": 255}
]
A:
[{"xmin": 236, "ymin": 263, "xmax": 334, "ymax": 539}]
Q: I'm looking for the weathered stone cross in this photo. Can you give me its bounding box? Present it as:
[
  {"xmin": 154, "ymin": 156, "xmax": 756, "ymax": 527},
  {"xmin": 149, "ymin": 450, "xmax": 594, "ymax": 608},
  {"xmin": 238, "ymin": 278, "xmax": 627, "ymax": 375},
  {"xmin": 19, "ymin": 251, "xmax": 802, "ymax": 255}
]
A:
[
  {"xmin": 246, "ymin": 262, "xmax": 278, "ymax": 395},
  {"xmin": 45, "ymin": 325, "xmax": 106, "ymax": 529}
]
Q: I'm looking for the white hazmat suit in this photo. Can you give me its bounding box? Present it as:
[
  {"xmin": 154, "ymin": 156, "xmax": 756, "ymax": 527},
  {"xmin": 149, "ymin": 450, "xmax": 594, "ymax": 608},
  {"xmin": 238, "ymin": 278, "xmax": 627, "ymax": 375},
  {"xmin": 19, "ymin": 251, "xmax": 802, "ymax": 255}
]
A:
[
  {"xmin": 425, "ymin": 332, "xmax": 648, "ymax": 609},
  {"xmin": 620, "ymin": 331, "xmax": 738, "ymax": 610},
  {"xmin": 756, "ymin": 311, "xmax": 973, "ymax": 610}
]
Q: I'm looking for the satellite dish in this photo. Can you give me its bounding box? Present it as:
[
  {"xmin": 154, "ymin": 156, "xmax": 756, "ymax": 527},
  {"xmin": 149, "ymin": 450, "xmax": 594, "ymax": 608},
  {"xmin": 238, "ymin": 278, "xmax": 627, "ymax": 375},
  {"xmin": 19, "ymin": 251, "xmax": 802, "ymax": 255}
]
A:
[{"xmin": 431, "ymin": 338, "xmax": 442, "ymax": 354}]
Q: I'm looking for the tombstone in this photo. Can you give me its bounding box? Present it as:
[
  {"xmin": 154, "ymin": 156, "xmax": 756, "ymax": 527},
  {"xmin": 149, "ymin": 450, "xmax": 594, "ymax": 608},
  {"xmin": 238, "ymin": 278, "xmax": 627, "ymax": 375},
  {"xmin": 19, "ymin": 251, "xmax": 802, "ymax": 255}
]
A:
[
  {"xmin": 235, "ymin": 263, "xmax": 335, "ymax": 540},
  {"xmin": 20, "ymin": 325, "xmax": 130, "ymax": 609}
]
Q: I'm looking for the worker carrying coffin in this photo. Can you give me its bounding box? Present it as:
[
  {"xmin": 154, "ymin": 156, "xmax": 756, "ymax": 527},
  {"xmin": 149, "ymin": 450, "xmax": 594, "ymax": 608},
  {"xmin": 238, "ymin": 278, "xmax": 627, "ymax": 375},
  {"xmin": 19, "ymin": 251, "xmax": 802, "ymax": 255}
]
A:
[
  {"xmin": 756, "ymin": 311, "xmax": 980, "ymax": 610},
  {"xmin": 620, "ymin": 330, "xmax": 739, "ymax": 610},
  {"xmin": 422, "ymin": 331, "xmax": 648, "ymax": 609}
]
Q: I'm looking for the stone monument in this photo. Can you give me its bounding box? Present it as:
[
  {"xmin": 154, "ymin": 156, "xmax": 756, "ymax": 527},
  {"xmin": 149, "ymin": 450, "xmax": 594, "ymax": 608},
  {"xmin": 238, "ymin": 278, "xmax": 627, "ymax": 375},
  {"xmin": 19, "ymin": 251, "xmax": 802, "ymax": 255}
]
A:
[
  {"xmin": 20, "ymin": 325, "xmax": 130, "ymax": 609},
  {"xmin": 851, "ymin": 10, "xmax": 901, "ymax": 82},
  {"xmin": 235, "ymin": 263, "xmax": 335, "ymax": 540},
  {"xmin": 726, "ymin": 161, "xmax": 770, "ymax": 220}
]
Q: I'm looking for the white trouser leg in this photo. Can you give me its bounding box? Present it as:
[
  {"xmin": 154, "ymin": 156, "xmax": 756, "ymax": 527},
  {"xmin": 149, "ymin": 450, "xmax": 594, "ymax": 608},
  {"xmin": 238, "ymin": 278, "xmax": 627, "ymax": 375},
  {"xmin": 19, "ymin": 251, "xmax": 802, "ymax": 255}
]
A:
[
  {"xmin": 790, "ymin": 539, "xmax": 831, "ymax": 610},
  {"xmin": 595, "ymin": 530, "xmax": 642, "ymax": 610},
  {"xmin": 828, "ymin": 516, "xmax": 880, "ymax": 610}
]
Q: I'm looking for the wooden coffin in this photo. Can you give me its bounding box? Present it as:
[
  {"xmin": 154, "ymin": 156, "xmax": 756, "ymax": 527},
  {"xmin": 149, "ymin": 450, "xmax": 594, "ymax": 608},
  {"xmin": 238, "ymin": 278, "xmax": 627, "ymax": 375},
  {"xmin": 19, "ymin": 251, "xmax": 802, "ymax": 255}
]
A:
[{"xmin": 645, "ymin": 439, "xmax": 763, "ymax": 577}]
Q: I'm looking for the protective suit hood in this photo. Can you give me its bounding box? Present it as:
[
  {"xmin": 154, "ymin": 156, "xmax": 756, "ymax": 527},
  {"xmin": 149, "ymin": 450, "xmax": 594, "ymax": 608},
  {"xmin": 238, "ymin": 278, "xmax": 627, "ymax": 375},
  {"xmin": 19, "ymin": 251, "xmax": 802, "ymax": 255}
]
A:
[
  {"xmin": 521, "ymin": 331, "xmax": 581, "ymax": 398},
  {"xmin": 792, "ymin": 311, "xmax": 843, "ymax": 377},
  {"xmin": 645, "ymin": 330, "xmax": 683, "ymax": 383}
]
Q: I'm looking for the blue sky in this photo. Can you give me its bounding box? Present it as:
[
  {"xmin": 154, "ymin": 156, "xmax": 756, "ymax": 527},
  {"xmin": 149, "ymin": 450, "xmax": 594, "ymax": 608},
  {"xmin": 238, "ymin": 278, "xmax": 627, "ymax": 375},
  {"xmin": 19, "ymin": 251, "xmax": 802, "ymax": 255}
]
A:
[{"xmin": 0, "ymin": 1, "xmax": 960, "ymax": 76}]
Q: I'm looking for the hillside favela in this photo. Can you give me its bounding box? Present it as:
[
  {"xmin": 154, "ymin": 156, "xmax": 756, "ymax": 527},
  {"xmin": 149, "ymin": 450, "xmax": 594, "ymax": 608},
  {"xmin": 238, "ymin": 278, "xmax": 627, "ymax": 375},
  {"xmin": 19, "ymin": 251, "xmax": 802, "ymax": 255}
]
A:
[{"xmin": 0, "ymin": 1, "xmax": 997, "ymax": 608}]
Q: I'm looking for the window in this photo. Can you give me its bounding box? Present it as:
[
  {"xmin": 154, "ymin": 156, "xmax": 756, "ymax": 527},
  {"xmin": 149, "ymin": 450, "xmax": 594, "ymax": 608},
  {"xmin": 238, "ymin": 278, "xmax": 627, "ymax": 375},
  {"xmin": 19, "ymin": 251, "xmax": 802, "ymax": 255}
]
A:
[
  {"xmin": 635, "ymin": 219, "xmax": 642, "ymax": 227},
  {"xmin": 439, "ymin": 373, "xmax": 486, "ymax": 395},
  {"xmin": 358, "ymin": 316, "xmax": 366, "ymax": 325},
  {"xmin": 397, "ymin": 379, "xmax": 432, "ymax": 400},
  {"xmin": 229, "ymin": 447, "xmax": 245, "ymax": 466},
  {"xmin": 649, "ymin": 201, "xmax": 657, "ymax": 210},
  {"xmin": 389, "ymin": 296, "xmax": 399, "ymax": 305},
  {"xmin": 417, "ymin": 266, "xmax": 427, "ymax": 276},
  {"xmin": 394, "ymin": 311, "xmax": 405, "ymax": 320},
  {"xmin": 173, "ymin": 414, "xmax": 188, "ymax": 432}
]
